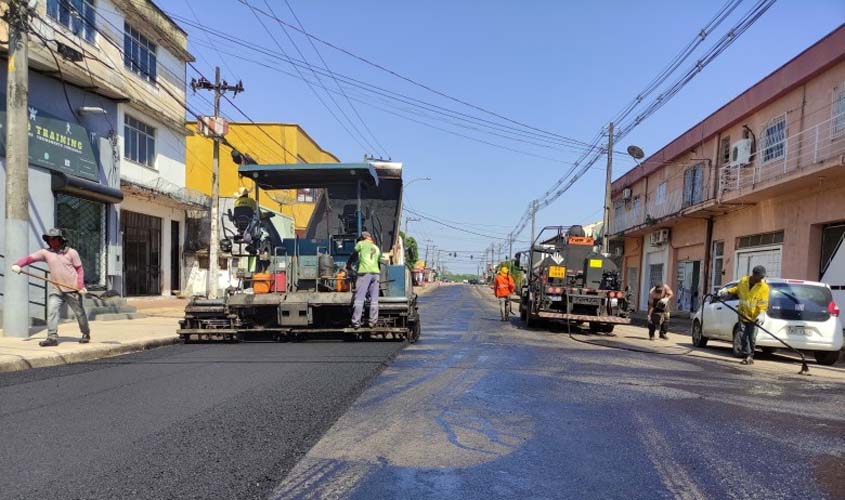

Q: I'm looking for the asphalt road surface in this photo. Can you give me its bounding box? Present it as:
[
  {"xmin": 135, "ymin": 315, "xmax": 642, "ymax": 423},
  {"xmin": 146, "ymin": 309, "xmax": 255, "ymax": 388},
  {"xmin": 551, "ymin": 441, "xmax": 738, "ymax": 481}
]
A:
[
  {"xmin": 271, "ymin": 285, "xmax": 844, "ymax": 500},
  {"xmin": 0, "ymin": 338, "xmax": 404, "ymax": 500},
  {"xmin": 1, "ymin": 285, "xmax": 844, "ymax": 500}
]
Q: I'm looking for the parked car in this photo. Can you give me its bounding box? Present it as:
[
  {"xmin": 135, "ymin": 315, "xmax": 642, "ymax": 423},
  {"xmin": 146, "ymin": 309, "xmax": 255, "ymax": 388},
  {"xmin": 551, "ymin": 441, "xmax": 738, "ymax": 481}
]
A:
[{"xmin": 691, "ymin": 279, "xmax": 844, "ymax": 365}]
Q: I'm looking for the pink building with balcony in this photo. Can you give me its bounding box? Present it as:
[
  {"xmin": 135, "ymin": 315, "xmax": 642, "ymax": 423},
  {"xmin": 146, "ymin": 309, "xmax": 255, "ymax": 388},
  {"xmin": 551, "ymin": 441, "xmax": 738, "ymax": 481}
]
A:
[{"xmin": 610, "ymin": 25, "xmax": 845, "ymax": 314}]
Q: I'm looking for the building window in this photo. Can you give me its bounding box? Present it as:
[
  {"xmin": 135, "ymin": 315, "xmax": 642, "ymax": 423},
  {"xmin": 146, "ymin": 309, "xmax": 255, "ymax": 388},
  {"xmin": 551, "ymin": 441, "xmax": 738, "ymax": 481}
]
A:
[
  {"xmin": 719, "ymin": 136, "xmax": 731, "ymax": 166},
  {"xmin": 56, "ymin": 194, "xmax": 105, "ymax": 287},
  {"xmin": 297, "ymin": 188, "xmax": 314, "ymax": 203},
  {"xmin": 682, "ymin": 164, "xmax": 704, "ymax": 207},
  {"xmin": 124, "ymin": 115, "xmax": 156, "ymax": 167},
  {"xmin": 47, "ymin": 0, "xmax": 96, "ymax": 43},
  {"xmin": 736, "ymin": 230, "xmax": 784, "ymax": 249},
  {"xmin": 632, "ymin": 195, "xmax": 641, "ymax": 212},
  {"xmin": 711, "ymin": 241, "xmax": 724, "ymax": 292},
  {"xmin": 124, "ymin": 23, "xmax": 157, "ymax": 83},
  {"xmin": 613, "ymin": 200, "xmax": 624, "ymax": 217},
  {"xmin": 655, "ymin": 182, "xmax": 667, "ymax": 206},
  {"xmin": 761, "ymin": 116, "xmax": 786, "ymax": 163},
  {"xmin": 833, "ymin": 86, "xmax": 845, "ymax": 138}
]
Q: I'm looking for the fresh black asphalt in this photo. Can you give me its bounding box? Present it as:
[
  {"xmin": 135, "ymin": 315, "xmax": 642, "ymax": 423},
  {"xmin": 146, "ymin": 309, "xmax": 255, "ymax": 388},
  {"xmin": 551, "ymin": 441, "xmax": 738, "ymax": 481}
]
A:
[{"xmin": 0, "ymin": 340, "xmax": 403, "ymax": 500}]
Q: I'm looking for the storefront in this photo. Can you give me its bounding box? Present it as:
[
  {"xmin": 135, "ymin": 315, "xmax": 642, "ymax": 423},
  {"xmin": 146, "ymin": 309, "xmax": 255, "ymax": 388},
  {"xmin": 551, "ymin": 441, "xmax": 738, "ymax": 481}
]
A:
[{"xmin": 0, "ymin": 73, "xmax": 122, "ymax": 296}]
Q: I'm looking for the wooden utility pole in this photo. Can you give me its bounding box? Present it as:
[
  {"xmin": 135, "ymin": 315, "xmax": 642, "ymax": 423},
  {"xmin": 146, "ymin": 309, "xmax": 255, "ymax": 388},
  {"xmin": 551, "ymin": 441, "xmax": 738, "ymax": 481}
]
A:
[
  {"xmin": 602, "ymin": 122, "xmax": 614, "ymax": 254},
  {"xmin": 3, "ymin": 0, "xmax": 32, "ymax": 337},
  {"xmin": 191, "ymin": 67, "xmax": 243, "ymax": 299}
]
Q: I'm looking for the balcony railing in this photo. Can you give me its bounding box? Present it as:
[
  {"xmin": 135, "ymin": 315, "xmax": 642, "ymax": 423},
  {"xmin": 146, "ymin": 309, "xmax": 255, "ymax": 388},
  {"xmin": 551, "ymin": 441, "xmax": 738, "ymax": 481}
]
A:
[
  {"xmin": 611, "ymin": 184, "xmax": 709, "ymax": 235},
  {"xmin": 610, "ymin": 204, "xmax": 643, "ymax": 235},
  {"xmin": 720, "ymin": 111, "xmax": 845, "ymax": 197}
]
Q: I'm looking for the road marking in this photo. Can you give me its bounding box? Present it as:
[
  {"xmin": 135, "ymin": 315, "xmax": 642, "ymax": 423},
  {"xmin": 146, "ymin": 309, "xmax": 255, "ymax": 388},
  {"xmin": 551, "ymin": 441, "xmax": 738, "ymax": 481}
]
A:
[{"xmin": 634, "ymin": 412, "xmax": 708, "ymax": 500}]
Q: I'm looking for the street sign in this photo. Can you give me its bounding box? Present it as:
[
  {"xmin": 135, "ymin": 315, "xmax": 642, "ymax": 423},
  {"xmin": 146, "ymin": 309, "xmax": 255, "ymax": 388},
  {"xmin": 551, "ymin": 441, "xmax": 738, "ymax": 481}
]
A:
[{"xmin": 197, "ymin": 116, "xmax": 229, "ymax": 137}]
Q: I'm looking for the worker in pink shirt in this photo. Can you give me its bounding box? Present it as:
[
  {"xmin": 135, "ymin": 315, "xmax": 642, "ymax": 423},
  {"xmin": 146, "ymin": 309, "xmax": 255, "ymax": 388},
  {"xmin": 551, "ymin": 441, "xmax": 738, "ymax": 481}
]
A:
[{"xmin": 12, "ymin": 228, "xmax": 90, "ymax": 347}]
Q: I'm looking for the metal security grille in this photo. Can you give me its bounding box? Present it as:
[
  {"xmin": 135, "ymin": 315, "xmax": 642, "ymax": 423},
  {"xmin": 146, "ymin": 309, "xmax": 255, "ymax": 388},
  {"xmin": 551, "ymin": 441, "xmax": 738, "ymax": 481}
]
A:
[
  {"xmin": 121, "ymin": 210, "xmax": 162, "ymax": 296},
  {"xmin": 56, "ymin": 194, "xmax": 105, "ymax": 287}
]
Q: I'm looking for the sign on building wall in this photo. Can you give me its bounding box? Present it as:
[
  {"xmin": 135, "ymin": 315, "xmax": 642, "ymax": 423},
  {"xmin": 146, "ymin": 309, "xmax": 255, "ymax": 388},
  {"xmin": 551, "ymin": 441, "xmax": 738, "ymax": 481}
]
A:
[{"xmin": 0, "ymin": 94, "xmax": 100, "ymax": 181}]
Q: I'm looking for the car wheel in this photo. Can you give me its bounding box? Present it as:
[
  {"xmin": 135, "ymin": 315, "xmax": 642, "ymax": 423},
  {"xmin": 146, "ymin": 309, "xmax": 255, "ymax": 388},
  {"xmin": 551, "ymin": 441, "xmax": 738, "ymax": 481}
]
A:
[
  {"xmin": 814, "ymin": 350, "xmax": 840, "ymax": 366},
  {"xmin": 732, "ymin": 324, "xmax": 743, "ymax": 358},
  {"xmin": 692, "ymin": 320, "xmax": 708, "ymax": 347}
]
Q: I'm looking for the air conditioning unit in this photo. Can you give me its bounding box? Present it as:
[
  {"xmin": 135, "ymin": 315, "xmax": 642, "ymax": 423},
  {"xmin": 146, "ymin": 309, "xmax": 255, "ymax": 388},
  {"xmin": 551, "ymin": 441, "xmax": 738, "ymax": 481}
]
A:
[
  {"xmin": 649, "ymin": 229, "xmax": 670, "ymax": 246},
  {"xmin": 728, "ymin": 139, "xmax": 753, "ymax": 168},
  {"xmin": 622, "ymin": 187, "xmax": 633, "ymax": 201}
]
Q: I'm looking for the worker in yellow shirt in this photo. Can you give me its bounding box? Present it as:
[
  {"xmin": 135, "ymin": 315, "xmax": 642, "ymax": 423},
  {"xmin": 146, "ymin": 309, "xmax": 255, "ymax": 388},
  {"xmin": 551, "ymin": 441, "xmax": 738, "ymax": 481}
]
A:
[{"xmin": 720, "ymin": 265, "xmax": 770, "ymax": 365}]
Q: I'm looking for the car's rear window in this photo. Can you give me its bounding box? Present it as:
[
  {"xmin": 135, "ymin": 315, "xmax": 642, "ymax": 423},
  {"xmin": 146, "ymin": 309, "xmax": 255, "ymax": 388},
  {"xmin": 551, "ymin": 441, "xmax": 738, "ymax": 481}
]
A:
[{"xmin": 768, "ymin": 283, "xmax": 832, "ymax": 322}]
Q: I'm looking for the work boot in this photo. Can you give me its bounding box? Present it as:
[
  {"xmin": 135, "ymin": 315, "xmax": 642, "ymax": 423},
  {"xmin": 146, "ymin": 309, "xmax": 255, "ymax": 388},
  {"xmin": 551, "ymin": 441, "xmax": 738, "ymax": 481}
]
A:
[
  {"xmin": 747, "ymin": 356, "xmax": 754, "ymax": 365},
  {"xmin": 39, "ymin": 338, "xmax": 58, "ymax": 347},
  {"xmin": 79, "ymin": 334, "xmax": 91, "ymax": 344},
  {"xmin": 649, "ymin": 335, "xmax": 655, "ymax": 341},
  {"xmin": 659, "ymin": 334, "xmax": 668, "ymax": 340}
]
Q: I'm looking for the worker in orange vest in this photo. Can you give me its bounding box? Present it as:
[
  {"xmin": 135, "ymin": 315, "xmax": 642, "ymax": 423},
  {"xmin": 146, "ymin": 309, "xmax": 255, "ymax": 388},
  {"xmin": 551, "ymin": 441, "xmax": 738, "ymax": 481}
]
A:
[{"xmin": 494, "ymin": 266, "xmax": 516, "ymax": 321}]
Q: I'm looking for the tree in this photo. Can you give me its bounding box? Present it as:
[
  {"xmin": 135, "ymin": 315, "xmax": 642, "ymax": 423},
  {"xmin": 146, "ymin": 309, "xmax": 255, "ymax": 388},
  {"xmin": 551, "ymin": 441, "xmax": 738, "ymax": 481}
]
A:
[{"xmin": 400, "ymin": 231, "xmax": 419, "ymax": 271}]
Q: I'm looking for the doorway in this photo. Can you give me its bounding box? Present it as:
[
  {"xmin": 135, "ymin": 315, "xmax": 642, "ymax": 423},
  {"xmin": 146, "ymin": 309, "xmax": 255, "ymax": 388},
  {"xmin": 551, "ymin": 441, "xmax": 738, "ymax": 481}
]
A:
[
  {"xmin": 122, "ymin": 210, "xmax": 162, "ymax": 296},
  {"xmin": 171, "ymin": 221, "xmax": 180, "ymax": 293},
  {"xmin": 676, "ymin": 261, "xmax": 701, "ymax": 312}
]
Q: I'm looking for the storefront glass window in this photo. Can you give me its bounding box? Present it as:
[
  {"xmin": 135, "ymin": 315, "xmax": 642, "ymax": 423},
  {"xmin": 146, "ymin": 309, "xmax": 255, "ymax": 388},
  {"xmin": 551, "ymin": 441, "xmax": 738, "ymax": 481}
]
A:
[{"xmin": 56, "ymin": 194, "xmax": 105, "ymax": 287}]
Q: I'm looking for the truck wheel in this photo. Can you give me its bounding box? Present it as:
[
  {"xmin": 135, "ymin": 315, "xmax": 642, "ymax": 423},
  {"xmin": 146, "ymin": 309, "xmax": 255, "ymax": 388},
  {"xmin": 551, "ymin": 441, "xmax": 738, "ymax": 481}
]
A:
[
  {"xmin": 814, "ymin": 350, "xmax": 840, "ymax": 366},
  {"xmin": 691, "ymin": 320, "xmax": 708, "ymax": 347},
  {"xmin": 602, "ymin": 324, "xmax": 615, "ymax": 334},
  {"xmin": 408, "ymin": 320, "xmax": 421, "ymax": 343}
]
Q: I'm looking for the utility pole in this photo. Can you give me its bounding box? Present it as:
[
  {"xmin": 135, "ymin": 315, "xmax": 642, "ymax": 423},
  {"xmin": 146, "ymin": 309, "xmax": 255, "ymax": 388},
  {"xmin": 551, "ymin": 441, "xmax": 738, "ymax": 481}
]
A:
[
  {"xmin": 404, "ymin": 216, "xmax": 419, "ymax": 235},
  {"xmin": 602, "ymin": 122, "xmax": 614, "ymax": 254},
  {"xmin": 3, "ymin": 0, "xmax": 32, "ymax": 338},
  {"xmin": 191, "ymin": 67, "xmax": 244, "ymax": 299}
]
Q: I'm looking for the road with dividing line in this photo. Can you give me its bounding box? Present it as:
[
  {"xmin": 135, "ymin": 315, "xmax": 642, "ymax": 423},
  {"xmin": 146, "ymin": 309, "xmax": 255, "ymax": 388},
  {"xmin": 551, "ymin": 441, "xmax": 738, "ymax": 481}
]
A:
[{"xmin": 0, "ymin": 284, "xmax": 843, "ymax": 499}]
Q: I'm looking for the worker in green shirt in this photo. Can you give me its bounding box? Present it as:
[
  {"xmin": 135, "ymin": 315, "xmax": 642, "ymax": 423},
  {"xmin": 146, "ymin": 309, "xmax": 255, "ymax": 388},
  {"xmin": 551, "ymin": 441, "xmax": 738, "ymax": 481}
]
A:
[{"xmin": 348, "ymin": 231, "xmax": 383, "ymax": 328}]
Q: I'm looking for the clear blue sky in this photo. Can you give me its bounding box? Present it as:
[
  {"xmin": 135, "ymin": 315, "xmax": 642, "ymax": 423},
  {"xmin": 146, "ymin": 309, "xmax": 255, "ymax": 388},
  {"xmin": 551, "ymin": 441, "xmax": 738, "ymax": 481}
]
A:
[{"xmin": 159, "ymin": 0, "xmax": 844, "ymax": 273}]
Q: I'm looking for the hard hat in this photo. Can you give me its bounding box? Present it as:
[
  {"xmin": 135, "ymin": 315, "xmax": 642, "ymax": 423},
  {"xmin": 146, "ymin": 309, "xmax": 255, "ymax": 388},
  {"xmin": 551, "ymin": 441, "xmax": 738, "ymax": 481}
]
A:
[
  {"xmin": 362, "ymin": 231, "xmax": 372, "ymax": 239},
  {"xmin": 237, "ymin": 187, "xmax": 249, "ymax": 197},
  {"xmin": 752, "ymin": 265, "xmax": 767, "ymax": 277}
]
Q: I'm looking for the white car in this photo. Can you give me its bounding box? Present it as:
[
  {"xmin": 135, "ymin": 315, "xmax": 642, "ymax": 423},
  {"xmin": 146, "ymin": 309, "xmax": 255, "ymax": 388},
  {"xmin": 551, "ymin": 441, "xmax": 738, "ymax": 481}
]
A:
[{"xmin": 691, "ymin": 278, "xmax": 844, "ymax": 366}]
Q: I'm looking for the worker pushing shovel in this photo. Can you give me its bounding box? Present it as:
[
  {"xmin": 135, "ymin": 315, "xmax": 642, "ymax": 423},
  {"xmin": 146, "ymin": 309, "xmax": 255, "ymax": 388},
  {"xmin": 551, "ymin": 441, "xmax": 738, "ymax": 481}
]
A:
[{"xmin": 11, "ymin": 228, "xmax": 90, "ymax": 347}]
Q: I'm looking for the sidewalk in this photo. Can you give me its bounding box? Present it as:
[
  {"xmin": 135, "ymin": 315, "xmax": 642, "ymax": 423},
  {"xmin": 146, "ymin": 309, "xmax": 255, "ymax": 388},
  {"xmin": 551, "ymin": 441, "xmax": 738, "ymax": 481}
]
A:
[{"xmin": 0, "ymin": 308, "xmax": 183, "ymax": 373}]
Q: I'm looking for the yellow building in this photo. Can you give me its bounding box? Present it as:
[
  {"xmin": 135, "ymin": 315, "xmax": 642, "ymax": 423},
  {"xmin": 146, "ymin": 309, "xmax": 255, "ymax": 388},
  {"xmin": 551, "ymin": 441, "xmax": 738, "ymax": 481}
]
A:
[{"xmin": 185, "ymin": 122, "xmax": 339, "ymax": 234}]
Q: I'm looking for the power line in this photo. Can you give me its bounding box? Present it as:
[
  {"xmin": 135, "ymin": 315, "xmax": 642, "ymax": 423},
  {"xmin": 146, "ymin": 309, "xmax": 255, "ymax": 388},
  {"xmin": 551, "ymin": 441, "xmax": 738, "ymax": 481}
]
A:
[
  {"xmin": 506, "ymin": 0, "xmax": 777, "ymax": 241},
  {"xmin": 168, "ymin": 10, "xmax": 612, "ymax": 153},
  {"xmin": 283, "ymin": 0, "xmax": 389, "ymax": 158},
  {"xmin": 242, "ymin": 0, "xmax": 372, "ymax": 155}
]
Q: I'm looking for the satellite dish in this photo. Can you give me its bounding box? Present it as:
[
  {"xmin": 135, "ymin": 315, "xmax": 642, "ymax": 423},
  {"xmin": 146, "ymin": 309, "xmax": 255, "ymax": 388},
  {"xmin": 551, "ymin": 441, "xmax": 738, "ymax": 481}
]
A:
[{"xmin": 627, "ymin": 145, "xmax": 645, "ymax": 160}]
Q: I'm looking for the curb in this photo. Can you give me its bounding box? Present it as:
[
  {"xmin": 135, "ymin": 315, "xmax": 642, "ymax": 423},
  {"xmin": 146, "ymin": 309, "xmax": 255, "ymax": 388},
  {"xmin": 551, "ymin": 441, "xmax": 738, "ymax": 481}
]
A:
[{"xmin": 0, "ymin": 336, "xmax": 180, "ymax": 373}]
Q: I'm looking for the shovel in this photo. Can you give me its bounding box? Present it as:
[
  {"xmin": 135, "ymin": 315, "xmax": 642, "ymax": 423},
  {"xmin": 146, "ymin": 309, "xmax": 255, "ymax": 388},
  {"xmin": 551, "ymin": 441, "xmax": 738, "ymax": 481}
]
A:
[{"xmin": 18, "ymin": 269, "xmax": 84, "ymax": 294}]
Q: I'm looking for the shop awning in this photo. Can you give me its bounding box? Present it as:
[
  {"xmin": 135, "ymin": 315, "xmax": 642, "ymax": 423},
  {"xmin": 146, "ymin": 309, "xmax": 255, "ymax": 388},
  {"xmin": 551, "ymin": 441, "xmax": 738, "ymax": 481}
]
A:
[{"xmin": 51, "ymin": 172, "xmax": 124, "ymax": 204}]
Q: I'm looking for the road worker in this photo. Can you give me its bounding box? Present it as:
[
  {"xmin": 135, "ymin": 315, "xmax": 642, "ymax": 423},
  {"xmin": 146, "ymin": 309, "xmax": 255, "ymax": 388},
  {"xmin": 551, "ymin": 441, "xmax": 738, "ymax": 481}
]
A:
[
  {"xmin": 647, "ymin": 283, "xmax": 674, "ymax": 340},
  {"xmin": 720, "ymin": 265, "xmax": 770, "ymax": 365},
  {"xmin": 12, "ymin": 228, "xmax": 90, "ymax": 347},
  {"xmin": 494, "ymin": 266, "xmax": 516, "ymax": 321},
  {"xmin": 348, "ymin": 231, "xmax": 383, "ymax": 328}
]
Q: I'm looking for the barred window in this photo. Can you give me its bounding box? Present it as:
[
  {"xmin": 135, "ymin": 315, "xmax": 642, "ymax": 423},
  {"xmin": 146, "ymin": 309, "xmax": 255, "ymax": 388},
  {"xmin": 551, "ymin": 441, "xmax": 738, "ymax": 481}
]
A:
[
  {"xmin": 47, "ymin": 0, "xmax": 96, "ymax": 43},
  {"xmin": 124, "ymin": 23, "xmax": 157, "ymax": 83},
  {"xmin": 833, "ymin": 86, "xmax": 845, "ymax": 138},
  {"xmin": 719, "ymin": 136, "xmax": 731, "ymax": 165},
  {"xmin": 124, "ymin": 115, "xmax": 156, "ymax": 167},
  {"xmin": 736, "ymin": 231, "xmax": 784, "ymax": 250},
  {"xmin": 682, "ymin": 164, "xmax": 704, "ymax": 207},
  {"xmin": 761, "ymin": 116, "xmax": 786, "ymax": 163}
]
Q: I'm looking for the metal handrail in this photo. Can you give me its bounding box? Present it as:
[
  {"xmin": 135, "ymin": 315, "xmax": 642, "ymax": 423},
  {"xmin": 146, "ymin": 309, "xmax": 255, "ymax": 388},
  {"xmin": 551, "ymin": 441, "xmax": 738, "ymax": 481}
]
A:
[{"xmin": 0, "ymin": 253, "xmax": 50, "ymax": 319}]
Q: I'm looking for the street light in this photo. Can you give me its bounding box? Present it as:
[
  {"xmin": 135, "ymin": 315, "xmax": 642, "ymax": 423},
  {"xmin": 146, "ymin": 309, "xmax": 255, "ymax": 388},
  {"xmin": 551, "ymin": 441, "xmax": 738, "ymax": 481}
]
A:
[{"xmin": 627, "ymin": 145, "xmax": 645, "ymax": 168}]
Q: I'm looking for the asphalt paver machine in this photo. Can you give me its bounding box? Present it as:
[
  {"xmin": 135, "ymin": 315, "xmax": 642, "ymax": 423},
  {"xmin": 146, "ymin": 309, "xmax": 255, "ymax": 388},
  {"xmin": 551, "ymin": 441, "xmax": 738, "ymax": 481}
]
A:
[{"xmin": 178, "ymin": 160, "xmax": 420, "ymax": 342}]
